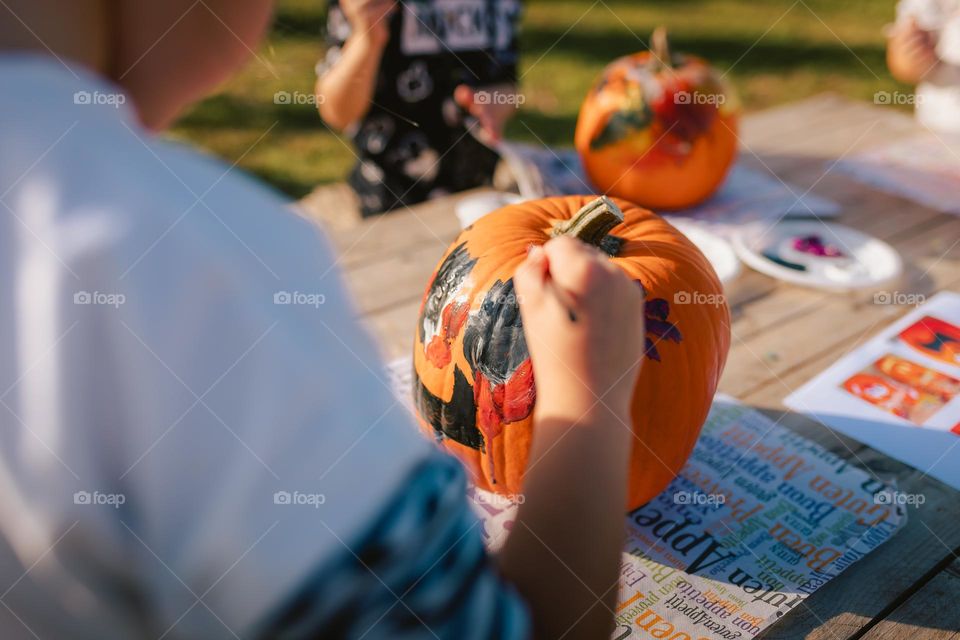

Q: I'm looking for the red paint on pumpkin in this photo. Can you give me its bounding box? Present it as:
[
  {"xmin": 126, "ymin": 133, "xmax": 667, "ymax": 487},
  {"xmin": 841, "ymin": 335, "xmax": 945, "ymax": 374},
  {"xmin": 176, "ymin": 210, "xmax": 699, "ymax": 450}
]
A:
[
  {"xmin": 474, "ymin": 359, "xmax": 537, "ymax": 482},
  {"xmin": 425, "ymin": 301, "xmax": 470, "ymax": 368}
]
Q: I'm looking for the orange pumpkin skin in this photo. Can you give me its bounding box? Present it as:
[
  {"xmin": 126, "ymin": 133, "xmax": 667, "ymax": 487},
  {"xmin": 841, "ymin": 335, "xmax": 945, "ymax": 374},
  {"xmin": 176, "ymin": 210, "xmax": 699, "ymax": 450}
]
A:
[
  {"xmin": 575, "ymin": 45, "xmax": 740, "ymax": 211},
  {"xmin": 412, "ymin": 196, "xmax": 730, "ymax": 509}
]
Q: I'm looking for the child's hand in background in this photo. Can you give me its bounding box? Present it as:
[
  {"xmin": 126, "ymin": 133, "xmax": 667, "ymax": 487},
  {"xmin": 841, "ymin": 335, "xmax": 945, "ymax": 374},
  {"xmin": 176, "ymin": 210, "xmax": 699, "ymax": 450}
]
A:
[
  {"xmin": 888, "ymin": 18, "xmax": 940, "ymax": 84},
  {"xmin": 340, "ymin": 0, "xmax": 396, "ymax": 46},
  {"xmin": 514, "ymin": 236, "xmax": 645, "ymax": 422},
  {"xmin": 454, "ymin": 82, "xmax": 520, "ymax": 144}
]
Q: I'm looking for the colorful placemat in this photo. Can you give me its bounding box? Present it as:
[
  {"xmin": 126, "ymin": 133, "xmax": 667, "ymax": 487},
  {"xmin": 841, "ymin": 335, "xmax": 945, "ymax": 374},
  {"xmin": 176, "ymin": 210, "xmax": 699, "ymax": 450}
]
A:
[{"xmin": 385, "ymin": 357, "xmax": 906, "ymax": 639}]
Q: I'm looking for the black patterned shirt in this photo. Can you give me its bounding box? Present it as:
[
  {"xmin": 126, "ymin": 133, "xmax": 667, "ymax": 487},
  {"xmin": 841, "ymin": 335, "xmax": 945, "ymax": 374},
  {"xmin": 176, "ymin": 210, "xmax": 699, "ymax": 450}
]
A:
[
  {"xmin": 257, "ymin": 454, "xmax": 532, "ymax": 639},
  {"xmin": 321, "ymin": 0, "xmax": 522, "ymax": 215}
]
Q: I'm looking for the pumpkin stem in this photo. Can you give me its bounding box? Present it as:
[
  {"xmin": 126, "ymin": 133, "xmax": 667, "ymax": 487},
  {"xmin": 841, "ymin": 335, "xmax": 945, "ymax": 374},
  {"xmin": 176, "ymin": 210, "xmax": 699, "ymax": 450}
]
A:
[
  {"xmin": 552, "ymin": 196, "xmax": 624, "ymax": 247},
  {"xmin": 652, "ymin": 26, "xmax": 671, "ymax": 69}
]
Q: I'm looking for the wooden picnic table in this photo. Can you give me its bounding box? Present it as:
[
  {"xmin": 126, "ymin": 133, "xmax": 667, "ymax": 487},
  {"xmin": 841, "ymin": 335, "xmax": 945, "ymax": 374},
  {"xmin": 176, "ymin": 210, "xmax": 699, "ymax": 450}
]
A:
[{"xmin": 300, "ymin": 94, "xmax": 960, "ymax": 640}]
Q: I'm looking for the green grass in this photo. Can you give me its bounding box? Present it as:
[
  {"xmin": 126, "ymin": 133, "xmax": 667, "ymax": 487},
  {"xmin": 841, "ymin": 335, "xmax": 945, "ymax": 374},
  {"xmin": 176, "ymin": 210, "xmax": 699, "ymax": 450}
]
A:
[{"xmin": 170, "ymin": 0, "xmax": 907, "ymax": 199}]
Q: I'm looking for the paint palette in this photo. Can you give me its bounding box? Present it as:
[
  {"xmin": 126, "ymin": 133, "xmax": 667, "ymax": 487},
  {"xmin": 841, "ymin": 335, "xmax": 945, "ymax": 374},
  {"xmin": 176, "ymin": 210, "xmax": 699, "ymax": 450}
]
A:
[
  {"xmin": 732, "ymin": 220, "xmax": 902, "ymax": 291},
  {"xmin": 669, "ymin": 220, "xmax": 741, "ymax": 285}
]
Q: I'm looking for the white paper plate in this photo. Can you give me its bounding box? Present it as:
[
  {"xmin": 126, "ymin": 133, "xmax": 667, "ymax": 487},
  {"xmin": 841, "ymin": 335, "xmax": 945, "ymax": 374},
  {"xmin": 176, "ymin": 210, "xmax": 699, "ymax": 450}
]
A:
[
  {"xmin": 669, "ymin": 220, "xmax": 742, "ymax": 285},
  {"xmin": 455, "ymin": 192, "xmax": 525, "ymax": 229},
  {"xmin": 732, "ymin": 220, "xmax": 902, "ymax": 291}
]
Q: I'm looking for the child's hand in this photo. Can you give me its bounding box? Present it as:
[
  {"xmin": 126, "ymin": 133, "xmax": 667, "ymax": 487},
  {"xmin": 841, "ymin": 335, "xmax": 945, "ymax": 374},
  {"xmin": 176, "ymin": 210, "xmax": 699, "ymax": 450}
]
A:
[
  {"xmin": 888, "ymin": 18, "xmax": 940, "ymax": 84},
  {"xmin": 341, "ymin": 0, "xmax": 396, "ymax": 47},
  {"xmin": 454, "ymin": 83, "xmax": 520, "ymax": 144},
  {"xmin": 507, "ymin": 236, "xmax": 643, "ymax": 637},
  {"xmin": 514, "ymin": 236, "xmax": 645, "ymax": 421}
]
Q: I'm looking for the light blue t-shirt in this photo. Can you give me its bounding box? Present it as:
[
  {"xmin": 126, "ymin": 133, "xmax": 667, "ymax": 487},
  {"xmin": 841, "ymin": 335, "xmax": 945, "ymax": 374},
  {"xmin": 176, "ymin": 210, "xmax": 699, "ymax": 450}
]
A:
[{"xmin": 0, "ymin": 54, "xmax": 529, "ymax": 640}]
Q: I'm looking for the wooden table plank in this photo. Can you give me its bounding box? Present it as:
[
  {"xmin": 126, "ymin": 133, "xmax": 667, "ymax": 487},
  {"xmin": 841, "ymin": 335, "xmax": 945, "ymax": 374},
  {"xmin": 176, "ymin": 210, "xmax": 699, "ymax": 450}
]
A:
[
  {"xmin": 741, "ymin": 98, "xmax": 917, "ymax": 161},
  {"xmin": 758, "ymin": 463, "xmax": 960, "ymax": 640},
  {"xmin": 860, "ymin": 558, "xmax": 960, "ymax": 640},
  {"xmin": 726, "ymin": 214, "xmax": 960, "ymax": 401},
  {"xmin": 326, "ymin": 189, "xmax": 474, "ymax": 268},
  {"xmin": 739, "ymin": 93, "xmax": 860, "ymax": 141}
]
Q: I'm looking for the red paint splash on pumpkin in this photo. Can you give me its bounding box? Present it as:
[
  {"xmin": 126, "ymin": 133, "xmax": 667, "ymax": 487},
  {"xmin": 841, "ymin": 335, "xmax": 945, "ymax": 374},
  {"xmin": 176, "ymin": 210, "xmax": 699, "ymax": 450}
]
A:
[
  {"xmin": 425, "ymin": 301, "xmax": 470, "ymax": 368},
  {"xmin": 474, "ymin": 359, "xmax": 536, "ymax": 483}
]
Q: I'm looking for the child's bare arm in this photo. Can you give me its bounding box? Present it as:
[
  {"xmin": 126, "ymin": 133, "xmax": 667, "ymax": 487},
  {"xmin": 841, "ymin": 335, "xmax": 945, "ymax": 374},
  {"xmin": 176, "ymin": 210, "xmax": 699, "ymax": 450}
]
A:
[
  {"xmin": 887, "ymin": 18, "xmax": 940, "ymax": 84},
  {"xmin": 316, "ymin": 0, "xmax": 394, "ymax": 130},
  {"xmin": 499, "ymin": 237, "xmax": 646, "ymax": 640}
]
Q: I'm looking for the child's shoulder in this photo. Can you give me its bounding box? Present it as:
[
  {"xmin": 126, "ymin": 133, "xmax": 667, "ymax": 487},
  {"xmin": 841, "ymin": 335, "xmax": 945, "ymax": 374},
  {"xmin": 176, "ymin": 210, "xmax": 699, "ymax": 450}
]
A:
[{"xmin": 1, "ymin": 55, "xmax": 328, "ymax": 283}]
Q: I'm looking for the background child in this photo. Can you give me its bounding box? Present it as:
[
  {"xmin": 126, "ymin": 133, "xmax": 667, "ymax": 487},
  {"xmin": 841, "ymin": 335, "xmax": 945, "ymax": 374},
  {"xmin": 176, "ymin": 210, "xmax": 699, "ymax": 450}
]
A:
[
  {"xmin": 316, "ymin": 0, "xmax": 523, "ymax": 215},
  {"xmin": 888, "ymin": 0, "xmax": 960, "ymax": 133},
  {"xmin": 0, "ymin": 1, "xmax": 644, "ymax": 638}
]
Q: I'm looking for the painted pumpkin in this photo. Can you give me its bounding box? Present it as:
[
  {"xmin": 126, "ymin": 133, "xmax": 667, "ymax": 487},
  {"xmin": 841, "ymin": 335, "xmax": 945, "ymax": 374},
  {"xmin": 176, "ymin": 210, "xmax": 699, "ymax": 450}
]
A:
[
  {"xmin": 412, "ymin": 195, "xmax": 730, "ymax": 509},
  {"xmin": 575, "ymin": 27, "xmax": 740, "ymax": 211}
]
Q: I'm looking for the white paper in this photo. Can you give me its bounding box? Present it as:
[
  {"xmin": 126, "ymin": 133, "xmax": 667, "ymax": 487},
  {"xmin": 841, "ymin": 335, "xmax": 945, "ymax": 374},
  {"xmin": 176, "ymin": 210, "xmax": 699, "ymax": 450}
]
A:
[
  {"xmin": 835, "ymin": 132, "xmax": 960, "ymax": 216},
  {"xmin": 786, "ymin": 291, "xmax": 960, "ymax": 490}
]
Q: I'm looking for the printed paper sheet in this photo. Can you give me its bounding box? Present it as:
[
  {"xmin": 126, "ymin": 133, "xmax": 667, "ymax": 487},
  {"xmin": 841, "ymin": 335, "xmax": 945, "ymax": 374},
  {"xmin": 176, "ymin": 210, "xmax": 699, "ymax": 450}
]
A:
[{"xmin": 786, "ymin": 291, "xmax": 960, "ymax": 490}]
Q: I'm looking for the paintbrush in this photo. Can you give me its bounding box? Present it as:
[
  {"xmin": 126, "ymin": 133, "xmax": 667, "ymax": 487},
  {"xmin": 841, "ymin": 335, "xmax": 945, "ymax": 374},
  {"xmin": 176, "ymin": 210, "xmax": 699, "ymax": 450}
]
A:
[{"xmin": 529, "ymin": 245, "xmax": 580, "ymax": 323}]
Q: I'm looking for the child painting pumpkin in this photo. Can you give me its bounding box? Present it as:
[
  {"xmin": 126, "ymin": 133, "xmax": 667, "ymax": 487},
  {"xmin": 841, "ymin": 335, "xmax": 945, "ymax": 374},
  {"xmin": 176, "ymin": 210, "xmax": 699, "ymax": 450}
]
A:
[{"xmin": 0, "ymin": 1, "xmax": 645, "ymax": 638}]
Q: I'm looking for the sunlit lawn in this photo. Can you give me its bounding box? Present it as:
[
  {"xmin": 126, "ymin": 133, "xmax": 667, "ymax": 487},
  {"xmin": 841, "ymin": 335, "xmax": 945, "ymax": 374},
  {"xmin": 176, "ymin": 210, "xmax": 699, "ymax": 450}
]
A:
[{"xmin": 170, "ymin": 0, "xmax": 906, "ymax": 199}]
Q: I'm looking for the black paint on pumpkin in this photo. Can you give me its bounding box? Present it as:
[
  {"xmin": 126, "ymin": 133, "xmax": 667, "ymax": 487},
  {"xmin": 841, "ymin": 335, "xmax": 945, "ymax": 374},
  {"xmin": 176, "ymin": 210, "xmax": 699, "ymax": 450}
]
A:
[
  {"xmin": 413, "ymin": 365, "xmax": 484, "ymax": 450},
  {"xmin": 590, "ymin": 105, "xmax": 654, "ymax": 151},
  {"xmin": 462, "ymin": 279, "xmax": 529, "ymax": 384},
  {"xmin": 419, "ymin": 242, "xmax": 477, "ymax": 344}
]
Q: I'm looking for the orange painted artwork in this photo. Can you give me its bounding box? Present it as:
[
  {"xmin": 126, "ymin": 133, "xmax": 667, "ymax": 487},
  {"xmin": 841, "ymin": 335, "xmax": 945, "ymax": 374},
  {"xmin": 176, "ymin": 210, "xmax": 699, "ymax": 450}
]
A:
[
  {"xmin": 841, "ymin": 354, "xmax": 960, "ymax": 427},
  {"xmin": 898, "ymin": 316, "xmax": 960, "ymax": 368}
]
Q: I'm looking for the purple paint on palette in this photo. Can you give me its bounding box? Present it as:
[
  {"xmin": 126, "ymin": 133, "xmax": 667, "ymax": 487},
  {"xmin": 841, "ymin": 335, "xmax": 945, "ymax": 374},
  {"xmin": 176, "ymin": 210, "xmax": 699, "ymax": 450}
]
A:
[{"xmin": 792, "ymin": 234, "xmax": 844, "ymax": 258}]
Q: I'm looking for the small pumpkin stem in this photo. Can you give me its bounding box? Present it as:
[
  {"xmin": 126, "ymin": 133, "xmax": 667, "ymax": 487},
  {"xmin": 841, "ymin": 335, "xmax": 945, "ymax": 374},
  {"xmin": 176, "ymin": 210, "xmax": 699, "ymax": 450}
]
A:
[
  {"xmin": 652, "ymin": 26, "xmax": 671, "ymax": 68},
  {"xmin": 552, "ymin": 196, "xmax": 624, "ymax": 247}
]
